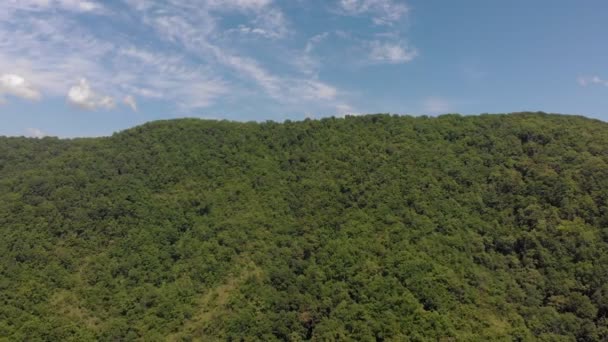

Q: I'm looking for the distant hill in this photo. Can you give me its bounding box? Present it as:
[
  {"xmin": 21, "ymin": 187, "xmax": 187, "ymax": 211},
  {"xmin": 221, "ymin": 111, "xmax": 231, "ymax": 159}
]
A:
[{"xmin": 2, "ymin": 113, "xmax": 608, "ymax": 340}]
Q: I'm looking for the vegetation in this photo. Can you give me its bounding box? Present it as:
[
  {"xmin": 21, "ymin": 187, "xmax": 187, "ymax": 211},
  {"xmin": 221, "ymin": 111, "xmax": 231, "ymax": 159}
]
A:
[{"xmin": 2, "ymin": 112, "xmax": 608, "ymax": 341}]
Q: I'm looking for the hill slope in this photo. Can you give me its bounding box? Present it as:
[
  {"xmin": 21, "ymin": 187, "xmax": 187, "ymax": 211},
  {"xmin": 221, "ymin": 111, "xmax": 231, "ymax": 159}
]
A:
[{"xmin": 2, "ymin": 113, "xmax": 608, "ymax": 340}]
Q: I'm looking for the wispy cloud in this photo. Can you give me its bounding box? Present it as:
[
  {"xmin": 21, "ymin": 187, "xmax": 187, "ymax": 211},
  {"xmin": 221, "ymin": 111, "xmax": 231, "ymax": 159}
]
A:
[
  {"xmin": 423, "ymin": 97, "xmax": 451, "ymax": 115},
  {"xmin": 0, "ymin": 5, "xmax": 229, "ymax": 110},
  {"xmin": 338, "ymin": 0, "xmax": 409, "ymax": 25},
  {"xmin": 130, "ymin": 1, "xmax": 347, "ymax": 110},
  {"xmin": 208, "ymin": 0, "xmax": 272, "ymax": 11},
  {"xmin": 117, "ymin": 46, "xmax": 229, "ymax": 109},
  {"xmin": 123, "ymin": 95, "xmax": 138, "ymax": 112},
  {"xmin": 335, "ymin": 103, "xmax": 360, "ymax": 116},
  {"xmin": 578, "ymin": 75, "xmax": 608, "ymax": 87},
  {"xmin": 0, "ymin": 13, "xmax": 116, "ymax": 96},
  {"xmin": 305, "ymin": 32, "xmax": 330, "ymax": 54},
  {"xmin": 300, "ymin": 81, "xmax": 338, "ymax": 101},
  {"xmin": 335, "ymin": 0, "xmax": 417, "ymax": 65},
  {"xmin": 287, "ymin": 32, "xmax": 331, "ymax": 77},
  {"xmin": 3, "ymin": 0, "xmax": 105, "ymax": 13},
  {"xmin": 0, "ymin": 0, "xmax": 416, "ymax": 118},
  {"xmin": 250, "ymin": 7, "xmax": 289, "ymax": 39},
  {"xmin": 368, "ymin": 40, "xmax": 417, "ymax": 64}
]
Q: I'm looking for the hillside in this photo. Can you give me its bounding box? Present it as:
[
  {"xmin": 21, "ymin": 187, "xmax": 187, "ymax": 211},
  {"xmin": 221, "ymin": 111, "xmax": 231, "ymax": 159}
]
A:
[{"xmin": 1, "ymin": 113, "xmax": 608, "ymax": 340}]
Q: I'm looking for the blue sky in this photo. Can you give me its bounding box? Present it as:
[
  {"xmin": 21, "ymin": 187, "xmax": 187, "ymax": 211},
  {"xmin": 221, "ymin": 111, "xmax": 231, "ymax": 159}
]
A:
[{"xmin": 1, "ymin": 0, "xmax": 607, "ymax": 137}]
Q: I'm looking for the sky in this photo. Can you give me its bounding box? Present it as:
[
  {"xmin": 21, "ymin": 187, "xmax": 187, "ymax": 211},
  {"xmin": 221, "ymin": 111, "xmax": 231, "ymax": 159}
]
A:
[{"xmin": 1, "ymin": 0, "xmax": 607, "ymax": 137}]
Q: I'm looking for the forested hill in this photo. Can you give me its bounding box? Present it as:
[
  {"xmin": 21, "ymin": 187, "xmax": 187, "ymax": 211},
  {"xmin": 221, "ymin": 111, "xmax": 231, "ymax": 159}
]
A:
[{"xmin": 2, "ymin": 113, "xmax": 608, "ymax": 341}]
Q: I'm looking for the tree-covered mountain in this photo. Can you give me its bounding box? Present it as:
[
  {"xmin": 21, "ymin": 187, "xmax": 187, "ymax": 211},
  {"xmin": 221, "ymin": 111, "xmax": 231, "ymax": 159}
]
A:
[{"xmin": 2, "ymin": 113, "xmax": 608, "ymax": 341}]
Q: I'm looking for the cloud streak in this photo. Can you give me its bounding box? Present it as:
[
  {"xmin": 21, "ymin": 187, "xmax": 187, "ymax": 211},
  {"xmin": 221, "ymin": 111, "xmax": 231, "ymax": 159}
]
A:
[
  {"xmin": 578, "ymin": 75, "xmax": 608, "ymax": 87},
  {"xmin": 3, "ymin": 0, "xmax": 105, "ymax": 13}
]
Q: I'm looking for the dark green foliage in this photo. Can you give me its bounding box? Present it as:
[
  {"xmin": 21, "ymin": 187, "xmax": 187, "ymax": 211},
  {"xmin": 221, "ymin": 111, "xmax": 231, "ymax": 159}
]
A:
[{"xmin": 1, "ymin": 112, "xmax": 608, "ymax": 340}]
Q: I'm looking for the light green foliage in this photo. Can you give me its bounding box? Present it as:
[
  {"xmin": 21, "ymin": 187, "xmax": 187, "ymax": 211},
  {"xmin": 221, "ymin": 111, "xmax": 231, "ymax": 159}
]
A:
[{"xmin": 1, "ymin": 113, "xmax": 608, "ymax": 340}]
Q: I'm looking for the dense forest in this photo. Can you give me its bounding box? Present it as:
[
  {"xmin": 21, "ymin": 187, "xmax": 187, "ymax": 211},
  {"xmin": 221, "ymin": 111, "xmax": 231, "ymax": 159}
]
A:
[{"xmin": 2, "ymin": 113, "xmax": 608, "ymax": 341}]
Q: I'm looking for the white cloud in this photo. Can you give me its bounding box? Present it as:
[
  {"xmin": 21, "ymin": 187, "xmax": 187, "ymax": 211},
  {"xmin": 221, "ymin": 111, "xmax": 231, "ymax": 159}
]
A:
[
  {"xmin": 215, "ymin": 50, "xmax": 339, "ymax": 103},
  {"xmin": 175, "ymin": 80, "xmax": 229, "ymax": 109},
  {"xmin": 25, "ymin": 127, "xmax": 46, "ymax": 138},
  {"xmin": 335, "ymin": 103, "xmax": 360, "ymax": 117},
  {"xmin": 0, "ymin": 10, "xmax": 228, "ymax": 110},
  {"xmin": 0, "ymin": 74, "xmax": 41, "ymax": 101},
  {"xmin": 208, "ymin": 0, "xmax": 272, "ymax": 11},
  {"xmin": 220, "ymin": 53, "xmax": 282, "ymax": 97},
  {"xmin": 423, "ymin": 97, "xmax": 450, "ymax": 115},
  {"xmin": 207, "ymin": 0, "xmax": 288, "ymax": 39},
  {"xmin": 335, "ymin": 1, "xmax": 417, "ymax": 67},
  {"xmin": 229, "ymin": 24, "xmax": 286, "ymax": 39},
  {"xmin": 305, "ymin": 32, "xmax": 330, "ymax": 54},
  {"xmin": 4, "ymin": 0, "xmax": 104, "ymax": 13},
  {"xmin": 251, "ymin": 7, "xmax": 289, "ymax": 39},
  {"xmin": 67, "ymin": 79, "xmax": 115, "ymax": 110},
  {"xmin": 133, "ymin": 2, "xmax": 298, "ymax": 101},
  {"xmin": 578, "ymin": 75, "xmax": 608, "ymax": 87},
  {"xmin": 300, "ymin": 81, "xmax": 338, "ymax": 100},
  {"xmin": 123, "ymin": 95, "xmax": 137, "ymax": 112},
  {"xmin": 0, "ymin": 14, "xmax": 115, "ymax": 96},
  {"xmin": 288, "ymin": 32, "xmax": 330, "ymax": 77},
  {"xmin": 369, "ymin": 41, "xmax": 417, "ymax": 63},
  {"xmin": 338, "ymin": 0, "xmax": 408, "ymax": 25},
  {"xmin": 229, "ymin": 25, "xmax": 268, "ymax": 37},
  {"xmin": 0, "ymin": 0, "xmax": 354, "ymax": 117},
  {"xmin": 56, "ymin": 0, "xmax": 102, "ymax": 12},
  {"xmin": 119, "ymin": 46, "xmax": 230, "ymax": 109}
]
